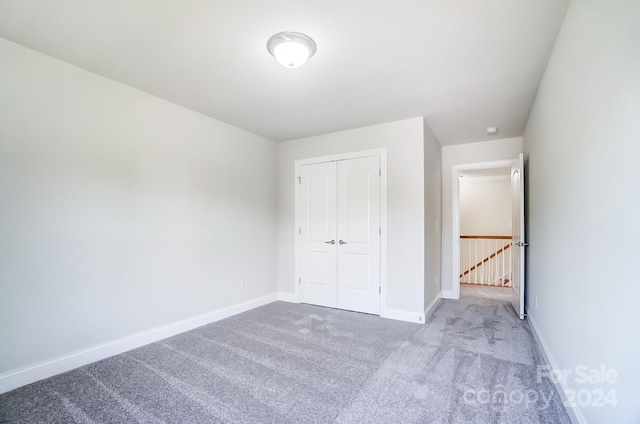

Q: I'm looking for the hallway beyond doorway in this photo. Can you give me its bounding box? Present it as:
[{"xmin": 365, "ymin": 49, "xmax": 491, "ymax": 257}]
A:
[{"xmin": 461, "ymin": 283, "xmax": 511, "ymax": 301}]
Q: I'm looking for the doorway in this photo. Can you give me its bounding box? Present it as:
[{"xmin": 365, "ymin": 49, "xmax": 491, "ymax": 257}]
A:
[
  {"xmin": 458, "ymin": 167, "xmax": 512, "ymax": 292},
  {"xmin": 294, "ymin": 149, "xmax": 387, "ymax": 315},
  {"xmin": 451, "ymin": 156, "xmax": 526, "ymax": 319}
]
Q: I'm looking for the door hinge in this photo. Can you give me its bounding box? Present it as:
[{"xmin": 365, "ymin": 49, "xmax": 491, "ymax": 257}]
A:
[
  {"xmin": 298, "ymin": 227, "xmax": 301, "ymax": 235},
  {"xmin": 379, "ymin": 168, "xmax": 381, "ymax": 177},
  {"xmin": 298, "ymin": 277, "xmax": 301, "ymax": 285},
  {"xmin": 379, "ymin": 286, "xmax": 381, "ymax": 294},
  {"xmin": 379, "ymin": 227, "xmax": 381, "ymax": 235},
  {"xmin": 298, "ymin": 176, "xmax": 301, "ymax": 184}
]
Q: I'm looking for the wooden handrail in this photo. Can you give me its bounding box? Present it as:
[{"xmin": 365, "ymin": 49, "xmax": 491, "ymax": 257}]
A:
[{"xmin": 460, "ymin": 235, "xmax": 512, "ymax": 240}]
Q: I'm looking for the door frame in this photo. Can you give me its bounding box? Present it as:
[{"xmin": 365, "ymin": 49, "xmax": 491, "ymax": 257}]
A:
[
  {"xmin": 294, "ymin": 148, "xmax": 388, "ymax": 315},
  {"xmin": 450, "ymin": 159, "xmax": 516, "ymax": 299}
]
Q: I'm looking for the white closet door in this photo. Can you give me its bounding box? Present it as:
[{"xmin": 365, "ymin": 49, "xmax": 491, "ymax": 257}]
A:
[
  {"xmin": 336, "ymin": 156, "xmax": 381, "ymax": 314},
  {"xmin": 299, "ymin": 162, "xmax": 338, "ymax": 308}
]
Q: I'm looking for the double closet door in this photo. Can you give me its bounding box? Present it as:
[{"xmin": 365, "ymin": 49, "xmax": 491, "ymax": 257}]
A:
[{"xmin": 297, "ymin": 155, "xmax": 381, "ymax": 315}]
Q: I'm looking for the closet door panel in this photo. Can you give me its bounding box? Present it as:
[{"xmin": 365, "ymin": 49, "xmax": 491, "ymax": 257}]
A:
[
  {"xmin": 336, "ymin": 156, "xmax": 381, "ymax": 314},
  {"xmin": 299, "ymin": 162, "xmax": 337, "ymax": 308}
]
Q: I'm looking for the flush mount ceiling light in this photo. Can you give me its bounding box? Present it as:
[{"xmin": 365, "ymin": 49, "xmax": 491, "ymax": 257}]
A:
[
  {"xmin": 267, "ymin": 31, "xmax": 317, "ymax": 69},
  {"xmin": 486, "ymin": 127, "xmax": 499, "ymax": 135}
]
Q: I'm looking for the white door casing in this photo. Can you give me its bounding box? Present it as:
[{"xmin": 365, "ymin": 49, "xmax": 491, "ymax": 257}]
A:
[
  {"xmin": 296, "ymin": 150, "xmax": 385, "ymax": 315},
  {"xmin": 511, "ymin": 153, "xmax": 526, "ymax": 319},
  {"xmin": 449, "ymin": 159, "xmax": 516, "ymax": 300}
]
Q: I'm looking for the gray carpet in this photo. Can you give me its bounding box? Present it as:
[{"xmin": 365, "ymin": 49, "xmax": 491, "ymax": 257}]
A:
[{"xmin": 0, "ymin": 298, "xmax": 571, "ymax": 423}]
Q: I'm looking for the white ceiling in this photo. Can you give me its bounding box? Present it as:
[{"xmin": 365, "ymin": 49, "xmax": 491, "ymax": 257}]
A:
[{"xmin": 0, "ymin": 0, "xmax": 569, "ymax": 144}]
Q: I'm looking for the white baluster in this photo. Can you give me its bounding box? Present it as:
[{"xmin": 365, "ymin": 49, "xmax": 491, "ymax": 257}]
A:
[
  {"xmin": 466, "ymin": 240, "xmax": 469, "ymax": 284},
  {"xmin": 494, "ymin": 240, "xmax": 497, "ymax": 286},
  {"xmin": 489, "ymin": 239, "xmax": 492, "ymax": 285},
  {"xmin": 500, "ymin": 244, "xmax": 504, "ymax": 284},
  {"xmin": 474, "ymin": 239, "xmax": 478, "ymax": 285}
]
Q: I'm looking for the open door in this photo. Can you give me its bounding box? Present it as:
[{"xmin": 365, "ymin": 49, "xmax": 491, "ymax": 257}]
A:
[{"xmin": 511, "ymin": 153, "xmax": 526, "ymax": 319}]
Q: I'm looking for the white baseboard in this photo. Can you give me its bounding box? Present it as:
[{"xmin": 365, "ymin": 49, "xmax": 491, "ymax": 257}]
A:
[
  {"xmin": 277, "ymin": 292, "xmax": 298, "ymax": 303},
  {"xmin": 381, "ymin": 308, "xmax": 426, "ymax": 324},
  {"xmin": 442, "ymin": 290, "xmax": 458, "ymax": 299},
  {"xmin": 0, "ymin": 293, "xmax": 278, "ymax": 395},
  {"xmin": 424, "ymin": 295, "xmax": 442, "ymax": 323},
  {"xmin": 278, "ymin": 292, "xmax": 427, "ymax": 324},
  {"xmin": 528, "ymin": 314, "xmax": 586, "ymax": 424}
]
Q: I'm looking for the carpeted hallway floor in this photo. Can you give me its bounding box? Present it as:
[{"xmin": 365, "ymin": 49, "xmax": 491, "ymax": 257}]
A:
[{"xmin": 0, "ymin": 297, "xmax": 571, "ymax": 423}]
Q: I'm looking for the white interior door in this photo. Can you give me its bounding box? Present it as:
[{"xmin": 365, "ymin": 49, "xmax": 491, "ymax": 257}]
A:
[
  {"xmin": 336, "ymin": 156, "xmax": 381, "ymax": 314},
  {"xmin": 511, "ymin": 153, "xmax": 526, "ymax": 319},
  {"xmin": 297, "ymin": 155, "xmax": 381, "ymax": 315},
  {"xmin": 299, "ymin": 162, "xmax": 337, "ymax": 308}
]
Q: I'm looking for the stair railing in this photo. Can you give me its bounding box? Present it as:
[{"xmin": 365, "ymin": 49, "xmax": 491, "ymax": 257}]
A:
[{"xmin": 459, "ymin": 235, "xmax": 512, "ymax": 287}]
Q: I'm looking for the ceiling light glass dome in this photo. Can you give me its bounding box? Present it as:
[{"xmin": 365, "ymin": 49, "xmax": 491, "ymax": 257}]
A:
[{"xmin": 267, "ymin": 32, "xmax": 317, "ymax": 69}]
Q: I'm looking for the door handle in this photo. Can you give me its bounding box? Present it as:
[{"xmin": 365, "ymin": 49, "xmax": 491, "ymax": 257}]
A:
[
  {"xmin": 515, "ymin": 242, "xmax": 529, "ymax": 247},
  {"xmin": 325, "ymin": 240, "xmax": 335, "ymax": 244},
  {"xmin": 339, "ymin": 240, "xmax": 347, "ymax": 245}
]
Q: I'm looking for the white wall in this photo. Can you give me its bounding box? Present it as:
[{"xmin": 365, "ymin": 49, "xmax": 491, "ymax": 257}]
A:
[
  {"xmin": 523, "ymin": 0, "xmax": 640, "ymax": 422},
  {"xmin": 0, "ymin": 38, "xmax": 277, "ymax": 377},
  {"xmin": 423, "ymin": 119, "xmax": 442, "ymax": 313},
  {"xmin": 441, "ymin": 138, "xmax": 522, "ymax": 296},
  {"xmin": 460, "ymin": 176, "xmax": 511, "ymax": 236},
  {"xmin": 278, "ymin": 118, "xmax": 427, "ymax": 319}
]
